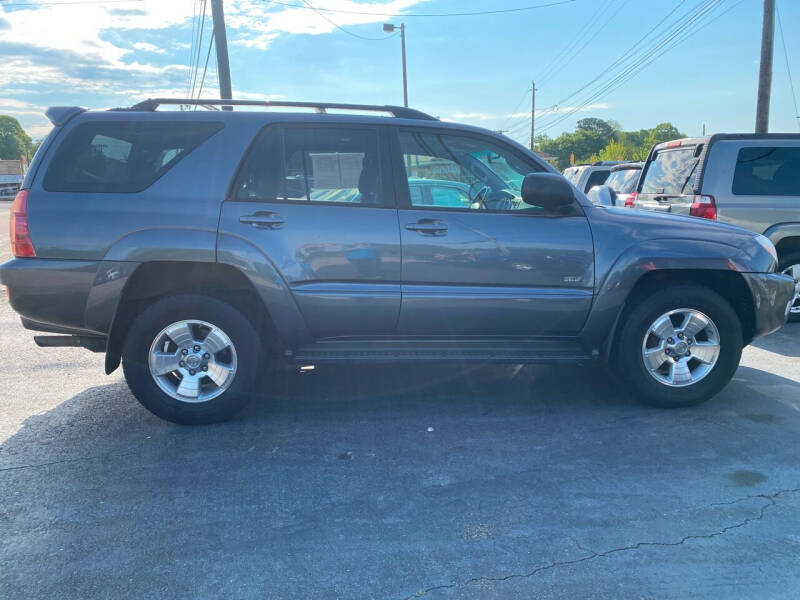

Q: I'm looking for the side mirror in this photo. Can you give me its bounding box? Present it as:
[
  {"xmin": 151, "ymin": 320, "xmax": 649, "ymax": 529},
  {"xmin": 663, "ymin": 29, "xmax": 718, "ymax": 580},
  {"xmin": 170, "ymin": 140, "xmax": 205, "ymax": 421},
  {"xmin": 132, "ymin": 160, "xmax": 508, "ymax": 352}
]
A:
[
  {"xmin": 586, "ymin": 185, "xmax": 618, "ymax": 207},
  {"xmin": 521, "ymin": 173, "xmax": 575, "ymax": 210}
]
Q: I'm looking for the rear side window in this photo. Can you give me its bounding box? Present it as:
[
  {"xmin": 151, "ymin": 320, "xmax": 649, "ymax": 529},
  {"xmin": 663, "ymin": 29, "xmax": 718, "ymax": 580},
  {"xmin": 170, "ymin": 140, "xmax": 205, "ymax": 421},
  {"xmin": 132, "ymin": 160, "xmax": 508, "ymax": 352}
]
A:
[
  {"xmin": 43, "ymin": 121, "xmax": 223, "ymax": 193},
  {"xmin": 583, "ymin": 169, "xmax": 610, "ymax": 192},
  {"xmin": 641, "ymin": 147, "xmax": 699, "ymax": 195},
  {"xmin": 233, "ymin": 125, "xmax": 385, "ymax": 205},
  {"xmin": 604, "ymin": 168, "xmax": 640, "ymax": 193},
  {"xmin": 733, "ymin": 146, "xmax": 800, "ymax": 196}
]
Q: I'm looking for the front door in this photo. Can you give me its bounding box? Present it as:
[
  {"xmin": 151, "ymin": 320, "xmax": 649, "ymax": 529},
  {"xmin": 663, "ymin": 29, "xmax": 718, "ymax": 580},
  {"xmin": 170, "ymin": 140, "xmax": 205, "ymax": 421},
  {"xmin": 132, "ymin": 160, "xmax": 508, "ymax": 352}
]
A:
[
  {"xmin": 393, "ymin": 128, "xmax": 594, "ymax": 336},
  {"xmin": 219, "ymin": 123, "xmax": 400, "ymax": 339}
]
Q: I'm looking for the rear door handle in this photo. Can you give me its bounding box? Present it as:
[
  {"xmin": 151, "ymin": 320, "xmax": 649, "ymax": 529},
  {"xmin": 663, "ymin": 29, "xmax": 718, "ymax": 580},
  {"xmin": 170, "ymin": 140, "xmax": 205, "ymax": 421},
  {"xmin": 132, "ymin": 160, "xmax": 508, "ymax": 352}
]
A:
[
  {"xmin": 239, "ymin": 212, "xmax": 285, "ymax": 229},
  {"xmin": 404, "ymin": 219, "xmax": 448, "ymax": 236}
]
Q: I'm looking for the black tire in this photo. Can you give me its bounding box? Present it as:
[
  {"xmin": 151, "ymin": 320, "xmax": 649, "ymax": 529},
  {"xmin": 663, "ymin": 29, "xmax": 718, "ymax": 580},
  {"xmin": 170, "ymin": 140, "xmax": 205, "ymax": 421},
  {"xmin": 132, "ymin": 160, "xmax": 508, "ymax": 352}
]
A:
[
  {"xmin": 617, "ymin": 284, "xmax": 743, "ymax": 408},
  {"xmin": 778, "ymin": 251, "xmax": 800, "ymax": 323},
  {"xmin": 122, "ymin": 294, "xmax": 259, "ymax": 424}
]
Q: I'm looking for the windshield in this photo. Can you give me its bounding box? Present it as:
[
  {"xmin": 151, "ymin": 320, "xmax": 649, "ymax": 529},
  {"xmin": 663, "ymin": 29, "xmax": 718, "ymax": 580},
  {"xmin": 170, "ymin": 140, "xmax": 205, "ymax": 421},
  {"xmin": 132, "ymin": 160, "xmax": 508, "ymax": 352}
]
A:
[
  {"xmin": 604, "ymin": 168, "xmax": 641, "ymax": 193},
  {"xmin": 641, "ymin": 147, "xmax": 699, "ymax": 195}
]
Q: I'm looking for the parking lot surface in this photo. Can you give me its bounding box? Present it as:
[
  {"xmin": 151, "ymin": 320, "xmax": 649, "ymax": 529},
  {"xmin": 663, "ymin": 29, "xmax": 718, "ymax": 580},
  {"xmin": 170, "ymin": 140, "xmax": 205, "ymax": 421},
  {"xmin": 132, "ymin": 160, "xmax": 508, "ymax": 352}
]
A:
[{"xmin": 1, "ymin": 202, "xmax": 799, "ymax": 599}]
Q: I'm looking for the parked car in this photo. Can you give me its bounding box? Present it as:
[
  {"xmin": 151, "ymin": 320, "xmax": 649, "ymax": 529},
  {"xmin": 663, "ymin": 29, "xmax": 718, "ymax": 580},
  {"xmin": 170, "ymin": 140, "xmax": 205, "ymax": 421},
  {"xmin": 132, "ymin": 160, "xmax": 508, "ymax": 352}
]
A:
[
  {"xmin": 602, "ymin": 161, "xmax": 643, "ymax": 206},
  {"xmin": 563, "ymin": 161, "xmax": 623, "ymax": 194},
  {"xmin": 1, "ymin": 100, "xmax": 794, "ymax": 424},
  {"xmin": 628, "ymin": 134, "xmax": 800, "ymax": 321}
]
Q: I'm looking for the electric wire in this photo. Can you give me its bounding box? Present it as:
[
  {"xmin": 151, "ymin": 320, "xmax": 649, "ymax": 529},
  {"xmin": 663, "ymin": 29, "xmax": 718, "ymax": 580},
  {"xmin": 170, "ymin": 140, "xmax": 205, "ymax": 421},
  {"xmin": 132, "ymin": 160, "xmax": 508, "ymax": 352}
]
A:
[
  {"xmin": 776, "ymin": 1, "xmax": 800, "ymax": 131},
  {"xmin": 188, "ymin": 0, "xmax": 208, "ymax": 100},
  {"xmin": 195, "ymin": 30, "xmax": 216, "ymax": 108},
  {"xmin": 299, "ymin": 0, "xmax": 399, "ymax": 40},
  {"xmin": 264, "ymin": 0, "xmax": 578, "ymax": 18}
]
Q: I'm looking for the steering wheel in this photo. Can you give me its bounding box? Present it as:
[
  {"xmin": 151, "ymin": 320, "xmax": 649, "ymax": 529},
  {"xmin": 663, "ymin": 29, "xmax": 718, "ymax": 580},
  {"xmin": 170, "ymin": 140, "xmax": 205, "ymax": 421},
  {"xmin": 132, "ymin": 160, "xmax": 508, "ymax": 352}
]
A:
[{"xmin": 468, "ymin": 181, "xmax": 491, "ymax": 209}]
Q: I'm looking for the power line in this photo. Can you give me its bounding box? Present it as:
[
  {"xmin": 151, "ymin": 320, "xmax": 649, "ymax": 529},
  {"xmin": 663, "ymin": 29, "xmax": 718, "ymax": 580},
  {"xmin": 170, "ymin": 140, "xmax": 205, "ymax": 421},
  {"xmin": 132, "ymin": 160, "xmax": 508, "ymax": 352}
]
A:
[
  {"xmin": 299, "ymin": 0, "xmax": 399, "ymax": 40},
  {"xmin": 535, "ymin": 0, "xmax": 730, "ymax": 134},
  {"xmin": 186, "ymin": 0, "xmax": 200, "ymax": 99},
  {"xmin": 776, "ymin": 1, "xmax": 800, "ymax": 130},
  {"xmin": 195, "ymin": 30, "xmax": 216, "ymax": 107},
  {"xmin": 499, "ymin": 87, "xmax": 532, "ymax": 131},
  {"xmin": 189, "ymin": 0, "xmax": 208, "ymax": 100},
  {"xmin": 264, "ymin": 0, "xmax": 578, "ymax": 18},
  {"xmin": 0, "ymin": 0, "xmax": 142, "ymax": 5}
]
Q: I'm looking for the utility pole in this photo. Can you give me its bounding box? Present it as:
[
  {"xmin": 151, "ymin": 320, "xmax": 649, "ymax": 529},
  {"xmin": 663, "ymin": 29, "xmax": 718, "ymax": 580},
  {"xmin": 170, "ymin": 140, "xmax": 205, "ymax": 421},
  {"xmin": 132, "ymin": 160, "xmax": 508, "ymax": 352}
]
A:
[
  {"xmin": 383, "ymin": 23, "xmax": 408, "ymax": 107},
  {"xmin": 530, "ymin": 81, "xmax": 536, "ymax": 151},
  {"xmin": 211, "ymin": 0, "xmax": 233, "ymax": 110},
  {"xmin": 755, "ymin": 0, "xmax": 775, "ymax": 133}
]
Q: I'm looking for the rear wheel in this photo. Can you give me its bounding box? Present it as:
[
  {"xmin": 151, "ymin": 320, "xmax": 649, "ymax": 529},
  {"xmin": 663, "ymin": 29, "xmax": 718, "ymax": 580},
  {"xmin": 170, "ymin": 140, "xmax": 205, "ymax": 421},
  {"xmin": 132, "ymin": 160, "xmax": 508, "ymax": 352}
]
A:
[
  {"xmin": 122, "ymin": 295, "xmax": 259, "ymax": 424},
  {"xmin": 778, "ymin": 252, "xmax": 800, "ymax": 323},
  {"xmin": 617, "ymin": 285, "xmax": 743, "ymax": 408}
]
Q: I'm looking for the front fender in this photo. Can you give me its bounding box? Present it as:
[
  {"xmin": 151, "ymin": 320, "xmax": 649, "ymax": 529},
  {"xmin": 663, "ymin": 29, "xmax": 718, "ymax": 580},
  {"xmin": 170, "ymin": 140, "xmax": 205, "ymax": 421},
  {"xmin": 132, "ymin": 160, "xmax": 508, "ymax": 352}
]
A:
[{"xmin": 580, "ymin": 237, "xmax": 767, "ymax": 354}]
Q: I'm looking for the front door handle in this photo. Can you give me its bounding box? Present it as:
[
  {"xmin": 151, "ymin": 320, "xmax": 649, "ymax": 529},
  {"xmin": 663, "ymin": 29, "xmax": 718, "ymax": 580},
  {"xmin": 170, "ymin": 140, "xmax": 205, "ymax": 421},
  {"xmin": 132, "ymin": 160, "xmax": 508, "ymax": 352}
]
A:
[
  {"xmin": 239, "ymin": 212, "xmax": 285, "ymax": 229},
  {"xmin": 404, "ymin": 219, "xmax": 448, "ymax": 236}
]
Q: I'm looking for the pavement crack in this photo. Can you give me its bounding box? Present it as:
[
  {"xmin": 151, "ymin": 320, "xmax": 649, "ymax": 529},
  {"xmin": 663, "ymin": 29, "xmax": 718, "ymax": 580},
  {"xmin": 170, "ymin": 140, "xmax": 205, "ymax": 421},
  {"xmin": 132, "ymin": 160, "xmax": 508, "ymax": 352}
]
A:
[{"xmin": 401, "ymin": 487, "xmax": 800, "ymax": 599}]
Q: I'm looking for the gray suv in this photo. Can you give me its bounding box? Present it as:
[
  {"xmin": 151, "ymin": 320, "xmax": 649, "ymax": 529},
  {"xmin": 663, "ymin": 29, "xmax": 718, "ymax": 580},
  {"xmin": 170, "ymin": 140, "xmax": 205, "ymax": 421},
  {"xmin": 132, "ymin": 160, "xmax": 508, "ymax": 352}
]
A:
[
  {"xmin": 631, "ymin": 134, "xmax": 800, "ymax": 320},
  {"xmin": 1, "ymin": 99, "xmax": 794, "ymax": 424}
]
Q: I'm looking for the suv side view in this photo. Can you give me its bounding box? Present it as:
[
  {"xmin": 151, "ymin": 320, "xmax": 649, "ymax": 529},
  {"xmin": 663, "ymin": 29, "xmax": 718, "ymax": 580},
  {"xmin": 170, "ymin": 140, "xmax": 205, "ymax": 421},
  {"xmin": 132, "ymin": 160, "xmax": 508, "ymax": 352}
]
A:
[
  {"xmin": 1, "ymin": 99, "xmax": 795, "ymax": 424},
  {"xmin": 630, "ymin": 134, "xmax": 800, "ymax": 320}
]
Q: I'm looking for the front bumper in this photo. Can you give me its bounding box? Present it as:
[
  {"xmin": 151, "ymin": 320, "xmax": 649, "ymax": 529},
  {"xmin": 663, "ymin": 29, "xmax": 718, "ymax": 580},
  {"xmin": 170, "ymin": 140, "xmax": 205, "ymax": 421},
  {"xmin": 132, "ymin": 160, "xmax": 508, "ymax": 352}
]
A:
[{"xmin": 742, "ymin": 272, "xmax": 796, "ymax": 339}]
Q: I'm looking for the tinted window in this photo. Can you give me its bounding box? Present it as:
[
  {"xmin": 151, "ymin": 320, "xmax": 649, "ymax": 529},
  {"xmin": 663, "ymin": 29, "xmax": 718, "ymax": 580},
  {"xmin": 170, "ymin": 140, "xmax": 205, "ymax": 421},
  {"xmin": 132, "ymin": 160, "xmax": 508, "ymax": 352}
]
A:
[
  {"xmin": 399, "ymin": 129, "xmax": 540, "ymax": 212},
  {"xmin": 583, "ymin": 169, "xmax": 610, "ymax": 192},
  {"xmin": 604, "ymin": 168, "xmax": 640, "ymax": 193},
  {"xmin": 44, "ymin": 121, "xmax": 222, "ymax": 193},
  {"xmin": 235, "ymin": 126, "xmax": 384, "ymax": 205},
  {"xmin": 641, "ymin": 147, "xmax": 699, "ymax": 195},
  {"xmin": 733, "ymin": 146, "xmax": 800, "ymax": 196}
]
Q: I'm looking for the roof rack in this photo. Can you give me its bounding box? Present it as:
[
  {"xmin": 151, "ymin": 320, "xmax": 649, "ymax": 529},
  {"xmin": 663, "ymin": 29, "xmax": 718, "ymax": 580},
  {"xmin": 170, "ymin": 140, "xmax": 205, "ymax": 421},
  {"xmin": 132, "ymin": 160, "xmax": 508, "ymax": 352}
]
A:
[{"xmin": 128, "ymin": 98, "xmax": 437, "ymax": 121}]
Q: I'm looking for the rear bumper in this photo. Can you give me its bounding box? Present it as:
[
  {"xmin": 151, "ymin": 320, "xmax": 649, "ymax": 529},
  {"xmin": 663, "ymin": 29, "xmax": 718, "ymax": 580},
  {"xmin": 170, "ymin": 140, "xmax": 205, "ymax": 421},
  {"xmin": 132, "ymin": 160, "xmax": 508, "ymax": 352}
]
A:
[
  {"xmin": 742, "ymin": 272, "xmax": 796, "ymax": 339},
  {"xmin": 0, "ymin": 258, "xmax": 100, "ymax": 334}
]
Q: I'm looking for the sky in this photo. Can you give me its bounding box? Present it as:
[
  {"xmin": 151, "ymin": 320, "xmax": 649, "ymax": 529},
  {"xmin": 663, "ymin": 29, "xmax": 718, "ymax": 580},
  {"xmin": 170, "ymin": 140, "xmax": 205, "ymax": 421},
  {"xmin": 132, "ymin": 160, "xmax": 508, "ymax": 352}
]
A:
[{"xmin": 0, "ymin": 0, "xmax": 798, "ymax": 146}]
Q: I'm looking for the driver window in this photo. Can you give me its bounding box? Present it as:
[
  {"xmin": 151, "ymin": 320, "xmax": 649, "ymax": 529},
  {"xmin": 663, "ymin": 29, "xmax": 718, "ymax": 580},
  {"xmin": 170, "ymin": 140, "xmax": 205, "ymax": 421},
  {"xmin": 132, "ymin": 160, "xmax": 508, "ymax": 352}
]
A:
[{"xmin": 399, "ymin": 130, "xmax": 538, "ymax": 211}]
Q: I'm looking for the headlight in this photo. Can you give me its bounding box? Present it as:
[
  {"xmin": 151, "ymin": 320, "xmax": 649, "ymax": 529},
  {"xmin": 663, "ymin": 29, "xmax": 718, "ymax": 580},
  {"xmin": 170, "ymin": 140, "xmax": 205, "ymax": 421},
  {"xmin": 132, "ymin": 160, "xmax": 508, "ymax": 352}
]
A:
[{"xmin": 754, "ymin": 235, "xmax": 778, "ymax": 263}]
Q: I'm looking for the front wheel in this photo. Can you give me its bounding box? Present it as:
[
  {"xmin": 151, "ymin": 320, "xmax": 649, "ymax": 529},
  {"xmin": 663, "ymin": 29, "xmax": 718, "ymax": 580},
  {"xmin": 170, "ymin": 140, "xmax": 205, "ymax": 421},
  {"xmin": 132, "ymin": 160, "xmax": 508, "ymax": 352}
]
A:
[
  {"xmin": 617, "ymin": 285, "xmax": 743, "ymax": 408},
  {"xmin": 778, "ymin": 252, "xmax": 800, "ymax": 323},
  {"xmin": 122, "ymin": 295, "xmax": 259, "ymax": 424}
]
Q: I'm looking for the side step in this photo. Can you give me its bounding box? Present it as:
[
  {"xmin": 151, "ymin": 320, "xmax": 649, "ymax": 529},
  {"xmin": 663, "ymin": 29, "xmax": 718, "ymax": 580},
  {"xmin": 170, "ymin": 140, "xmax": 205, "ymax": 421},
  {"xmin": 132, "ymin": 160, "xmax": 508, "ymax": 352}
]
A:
[
  {"xmin": 34, "ymin": 335, "xmax": 106, "ymax": 353},
  {"xmin": 293, "ymin": 339, "xmax": 594, "ymax": 364}
]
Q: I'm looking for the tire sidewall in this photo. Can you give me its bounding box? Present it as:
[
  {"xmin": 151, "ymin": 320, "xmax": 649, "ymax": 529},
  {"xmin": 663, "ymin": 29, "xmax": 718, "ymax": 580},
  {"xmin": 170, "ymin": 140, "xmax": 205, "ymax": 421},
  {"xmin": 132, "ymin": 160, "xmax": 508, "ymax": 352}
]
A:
[
  {"xmin": 618, "ymin": 285, "xmax": 743, "ymax": 407},
  {"xmin": 122, "ymin": 295, "xmax": 258, "ymax": 424}
]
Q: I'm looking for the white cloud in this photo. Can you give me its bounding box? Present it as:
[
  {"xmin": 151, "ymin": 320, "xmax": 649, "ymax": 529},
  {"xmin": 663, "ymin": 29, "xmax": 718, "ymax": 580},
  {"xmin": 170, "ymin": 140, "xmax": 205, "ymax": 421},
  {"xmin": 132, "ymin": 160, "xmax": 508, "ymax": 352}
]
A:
[{"xmin": 133, "ymin": 42, "xmax": 165, "ymax": 54}]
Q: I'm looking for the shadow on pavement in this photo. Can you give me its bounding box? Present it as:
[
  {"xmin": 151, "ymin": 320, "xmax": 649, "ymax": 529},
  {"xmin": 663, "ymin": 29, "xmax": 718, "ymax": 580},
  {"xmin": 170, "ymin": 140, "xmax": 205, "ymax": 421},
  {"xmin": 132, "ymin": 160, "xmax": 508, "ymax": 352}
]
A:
[
  {"xmin": 2, "ymin": 362, "xmax": 800, "ymax": 599},
  {"xmin": 750, "ymin": 322, "xmax": 800, "ymax": 357}
]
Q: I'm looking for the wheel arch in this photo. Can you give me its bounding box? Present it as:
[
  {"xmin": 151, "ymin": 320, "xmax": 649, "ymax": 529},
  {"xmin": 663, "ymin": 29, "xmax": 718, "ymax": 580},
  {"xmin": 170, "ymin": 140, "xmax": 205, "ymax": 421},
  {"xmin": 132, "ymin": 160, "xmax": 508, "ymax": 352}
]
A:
[{"xmin": 104, "ymin": 261, "xmax": 283, "ymax": 374}]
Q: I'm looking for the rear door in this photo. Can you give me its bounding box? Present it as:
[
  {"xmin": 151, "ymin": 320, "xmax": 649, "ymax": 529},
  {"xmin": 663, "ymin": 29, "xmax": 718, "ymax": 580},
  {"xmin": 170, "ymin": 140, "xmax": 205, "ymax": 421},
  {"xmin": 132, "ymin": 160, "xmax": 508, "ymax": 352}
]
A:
[
  {"xmin": 392, "ymin": 127, "xmax": 594, "ymax": 336},
  {"xmin": 636, "ymin": 144, "xmax": 701, "ymax": 214},
  {"xmin": 219, "ymin": 123, "xmax": 401, "ymax": 339}
]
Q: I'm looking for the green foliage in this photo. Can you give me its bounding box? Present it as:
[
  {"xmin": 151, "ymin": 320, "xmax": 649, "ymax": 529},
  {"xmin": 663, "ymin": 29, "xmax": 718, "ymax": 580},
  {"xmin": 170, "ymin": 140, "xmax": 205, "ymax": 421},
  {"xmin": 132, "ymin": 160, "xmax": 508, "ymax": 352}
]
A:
[
  {"xmin": 0, "ymin": 115, "xmax": 33, "ymax": 161},
  {"xmin": 536, "ymin": 118, "xmax": 685, "ymax": 169}
]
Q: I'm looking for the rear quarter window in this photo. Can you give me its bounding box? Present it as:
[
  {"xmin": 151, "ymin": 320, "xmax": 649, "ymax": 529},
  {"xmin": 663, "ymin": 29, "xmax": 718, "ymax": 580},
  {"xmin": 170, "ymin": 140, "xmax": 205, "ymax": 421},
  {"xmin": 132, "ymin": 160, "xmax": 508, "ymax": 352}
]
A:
[
  {"xmin": 732, "ymin": 146, "xmax": 800, "ymax": 196},
  {"xmin": 43, "ymin": 120, "xmax": 223, "ymax": 193},
  {"xmin": 583, "ymin": 169, "xmax": 610, "ymax": 192}
]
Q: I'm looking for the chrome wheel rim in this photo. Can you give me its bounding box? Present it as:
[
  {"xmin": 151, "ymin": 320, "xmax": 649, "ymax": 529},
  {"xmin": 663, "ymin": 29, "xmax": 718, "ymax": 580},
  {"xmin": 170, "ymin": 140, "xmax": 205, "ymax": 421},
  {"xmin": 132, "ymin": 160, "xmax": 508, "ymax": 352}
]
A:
[
  {"xmin": 148, "ymin": 319, "xmax": 238, "ymax": 403},
  {"xmin": 641, "ymin": 308, "xmax": 720, "ymax": 387},
  {"xmin": 782, "ymin": 264, "xmax": 800, "ymax": 315}
]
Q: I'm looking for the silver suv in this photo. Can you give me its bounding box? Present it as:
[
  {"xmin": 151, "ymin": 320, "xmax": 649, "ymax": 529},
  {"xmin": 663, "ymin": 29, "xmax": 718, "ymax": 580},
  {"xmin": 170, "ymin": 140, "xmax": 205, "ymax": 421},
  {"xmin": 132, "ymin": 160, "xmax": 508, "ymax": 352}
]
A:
[{"xmin": 631, "ymin": 134, "xmax": 800, "ymax": 320}]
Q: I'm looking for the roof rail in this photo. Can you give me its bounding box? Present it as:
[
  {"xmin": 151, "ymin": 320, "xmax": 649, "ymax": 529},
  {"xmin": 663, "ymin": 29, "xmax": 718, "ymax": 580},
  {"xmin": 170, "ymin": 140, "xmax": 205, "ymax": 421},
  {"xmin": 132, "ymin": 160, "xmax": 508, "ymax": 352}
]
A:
[{"xmin": 128, "ymin": 98, "xmax": 437, "ymax": 121}]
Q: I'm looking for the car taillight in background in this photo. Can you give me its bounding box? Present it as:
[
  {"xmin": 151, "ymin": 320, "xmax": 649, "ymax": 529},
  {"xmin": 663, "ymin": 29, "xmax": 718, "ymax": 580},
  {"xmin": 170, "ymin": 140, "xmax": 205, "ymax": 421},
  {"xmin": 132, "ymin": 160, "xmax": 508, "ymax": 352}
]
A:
[
  {"xmin": 10, "ymin": 189, "xmax": 36, "ymax": 257},
  {"xmin": 689, "ymin": 195, "xmax": 716, "ymax": 220},
  {"xmin": 624, "ymin": 192, "xmax": 638, "ymax": 208}
]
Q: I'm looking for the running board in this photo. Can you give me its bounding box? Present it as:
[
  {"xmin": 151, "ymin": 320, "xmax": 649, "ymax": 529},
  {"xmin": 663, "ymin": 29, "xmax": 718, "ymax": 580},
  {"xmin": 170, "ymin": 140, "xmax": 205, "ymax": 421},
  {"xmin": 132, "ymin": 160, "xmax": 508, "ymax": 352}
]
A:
[
  {"xmin": 34, "ymin": 335, "xmax": 106, "ymax": 352},
  {"xmin": 293, "ymin": 339, "xmax": 594, "ymax": 364}
]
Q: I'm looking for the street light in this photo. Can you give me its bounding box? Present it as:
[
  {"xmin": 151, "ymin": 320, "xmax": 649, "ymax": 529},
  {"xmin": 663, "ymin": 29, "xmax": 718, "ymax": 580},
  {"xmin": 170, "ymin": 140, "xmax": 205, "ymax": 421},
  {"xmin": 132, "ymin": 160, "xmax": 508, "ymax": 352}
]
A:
[{"xmin": 383, "ymin": 23, "xmax": 407, "ymax": 107}]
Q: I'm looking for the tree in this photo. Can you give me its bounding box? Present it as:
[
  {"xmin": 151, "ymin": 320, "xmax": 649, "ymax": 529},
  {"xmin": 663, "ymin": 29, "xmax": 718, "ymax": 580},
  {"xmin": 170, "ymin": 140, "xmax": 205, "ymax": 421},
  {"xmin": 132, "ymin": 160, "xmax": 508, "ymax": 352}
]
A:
[
  {"xmin": 575, "ymin": 117, "xmax": 616, "ymax": 141},
  {"xmin": 0, "ymin": 115, "xmax": 33, "ymax": 161}
]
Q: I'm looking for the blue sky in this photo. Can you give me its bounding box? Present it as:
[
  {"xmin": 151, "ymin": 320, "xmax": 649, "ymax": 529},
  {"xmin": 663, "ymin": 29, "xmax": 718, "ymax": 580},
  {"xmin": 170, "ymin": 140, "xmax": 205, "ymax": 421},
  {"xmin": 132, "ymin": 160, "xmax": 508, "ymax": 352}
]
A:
[{"xmin": 0, "ymin": 0, "xmax": 798, "ymax": 145}]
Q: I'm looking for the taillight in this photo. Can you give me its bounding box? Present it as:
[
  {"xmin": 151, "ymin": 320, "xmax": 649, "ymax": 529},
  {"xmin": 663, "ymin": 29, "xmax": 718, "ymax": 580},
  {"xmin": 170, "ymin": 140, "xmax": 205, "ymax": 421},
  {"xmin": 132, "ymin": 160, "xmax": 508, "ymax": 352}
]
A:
[
  {"xmin": 10, "ymin": 189, "xmax": 36, "ymax": 257},
  {"xmin": 689, "ymin": 194, "xmax": 716, "ymax": 220},
  {"xmin": 625, "ymin": 192, "xmax": 638, "ymax": 208}
]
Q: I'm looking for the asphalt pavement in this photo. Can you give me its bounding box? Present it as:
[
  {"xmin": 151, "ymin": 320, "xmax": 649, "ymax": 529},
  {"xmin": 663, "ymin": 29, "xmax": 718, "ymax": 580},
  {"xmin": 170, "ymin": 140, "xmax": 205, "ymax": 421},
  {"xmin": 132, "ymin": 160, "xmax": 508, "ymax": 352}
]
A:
[{"xmin": 1, "ymin": 202, "xmax": 799, "ymax": 599}]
